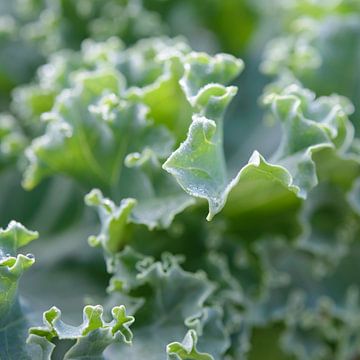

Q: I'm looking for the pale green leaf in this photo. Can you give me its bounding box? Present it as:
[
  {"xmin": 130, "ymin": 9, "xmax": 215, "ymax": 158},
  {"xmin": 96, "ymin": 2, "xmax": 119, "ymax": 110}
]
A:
[
  {"xmin": 106, "ymin": 249, "xmax": 229, "ymax": 360},
  {"xmin": 28, "ymin": 304, "xmax": 134, "ymax": 359},
  {"xmin": 167, "ymin": 330, "xmax": 213, "ymax": 360},
  {"xmin": 0, "ymin": 221, "xmax": 38, "ymax": 360}
]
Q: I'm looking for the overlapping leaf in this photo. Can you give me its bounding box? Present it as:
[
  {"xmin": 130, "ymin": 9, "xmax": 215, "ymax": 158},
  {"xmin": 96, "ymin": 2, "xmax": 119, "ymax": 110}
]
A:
[
  {"xmin": 23, "ymin": 38, "xmax": 242, "ymax": 232},
  {"xmin": 12, "ymin": 37, "xmax": 123, "ymax": 132},
  {"xmin": 0, "ymin": 221, "xmax": 38, "ymax": 360},
  {"xmin": 164, "ymin": 82, "xmax": 360, "ymax": 225},
  {"xmin": 251, "ymin": 236, "xmax": 360, "ymax": 360},
  {"xmin": 260, "ymin": 2, "xmax": 360, "ymax": 132},
  {"xmin": 2, "ymin": 2, "xmax": 360, "ymax": 360},
  {"xmin": 28, "ymin": 304, "xmax": 134, "ymax": 359},
  {"xmin": 105, "ymin": 247, "xmax": 229, "ymax": 360},
  {"xmin": 238, "ymin": 181, "xmax": 360, "ymax": 358}
]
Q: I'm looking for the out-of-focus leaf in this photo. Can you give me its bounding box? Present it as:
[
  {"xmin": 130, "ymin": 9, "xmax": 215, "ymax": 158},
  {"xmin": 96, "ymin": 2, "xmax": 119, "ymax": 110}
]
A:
[
  {"xmin": 23, "ymin": 70, "xmax": 172, "ymax": 192},
  {"xmin": 106, "ymin": 248, "xmax": 229, "ymax": 360},
  {"xmin": 261, "ymin": 6, "xmax": 360, "ymax": 133},
  {"xmin": 0, "ymin": 113, "xmax": 26, "ymax": 171},
  {"xmin": 85, "ymin": 179, "xmax": 194, "ymax": 254}
]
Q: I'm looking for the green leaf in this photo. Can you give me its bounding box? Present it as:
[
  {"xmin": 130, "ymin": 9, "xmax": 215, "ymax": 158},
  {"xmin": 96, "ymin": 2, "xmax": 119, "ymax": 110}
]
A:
[
  {"xmin": 28, "ymin": 304, "xmax": 134, "ymax": 359},
  {"xmin": 11, "ymin": 38, "xmax": 123, "ymax": 132},
  {"xmin": 297, "ymin": 183, "xmax": 359, "ymax": 266},
  {"xmin": 265, "ymin": 84, "xmax": 356, "ymax": 197},
  {"xmin": 0, "ymin": 301, "xmax": 36, "ymax": 360},
  {"xmin": 123, "ymin": 39, "xmax": 242, "ymax": 140},
  {"xmin": 0, "ymin": 221, "xmax": 38, "ymax": 360},
  {"xmin": 164, "ymin": 114, "xmax": 299, "ymax": 221},
  {"xmin": 165, "ymin": 82, "xmax": 358, "ymax": 223},
  {"xmin": 0, "ymin": 221, "xmax": 38, "ymax": 317},
  {"xmin": 23, "ymin": 71, "xmax": 173, "ymax": 192},
  {"xmin": 250, "ymin": 229, "xmax": 360, "ymax": 360},
  {"xmin": 85, "ymin": 159, "xmax": 195, "ymax": 253},
  {"xmin": 121, "ymin": 150, "xmax": 195, "ymax": 229},
  {"xmin": 180, "ymin": 52, "xmax": 243, "ymax": 108},
  {"xmin": 167, "ymin": 330, "xmax": 213, "ymax": 360},
  {"xmin": 0, "ymin": 113, "xmax": 27, "ymax": 171},
  {"xmin": 107, "ymin": 246, "xmax": 150, "ymax": 292},
  {"xmin": 106, "ymin": 249, "xmax": 229, "ymax": 360},
  {"xmin": 85, "ymin": 189, "xmax": 137, "ymax": 254},
  {"xmin": 163, "ymin": 85, "xmax": 239, "ymax": 220},
  {"xmin": 22, "ymin": 38, "xmax": 243, "ymax": 235},
  {"xmin": 261, "ymin": 7, "xmax": 360, "ymax": 133},
  {"xmin": 163, "ymin": 116, "xmax": 227, "ymax": 219},
  {"xmin": 122, "ymin": 37, "xmax": 193, "ymax": 139}
]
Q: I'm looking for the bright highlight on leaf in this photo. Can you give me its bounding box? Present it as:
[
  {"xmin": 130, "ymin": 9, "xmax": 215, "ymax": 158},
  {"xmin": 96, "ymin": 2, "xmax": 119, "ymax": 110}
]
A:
[
  {"xmin": 1, "ymin": 1, "xmax": 360, "ymax": 359},
  {"xmin": 167, "ymin": 330, "xmax": 214, "ymax": 360}
]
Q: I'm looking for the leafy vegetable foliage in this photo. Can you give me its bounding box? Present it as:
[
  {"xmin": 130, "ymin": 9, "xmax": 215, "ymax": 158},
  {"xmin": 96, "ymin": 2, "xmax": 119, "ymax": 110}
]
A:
[
  {"xmin": 1, "ymin": 1, "xmax": 360, "ymax": 359},
  {"xmin": 0, "ymin": 221, "xmax": 37, "ymax": 360},
  {"xmin": 28, "ymin": 304, "xmax": 134, "ymax": 359}
]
